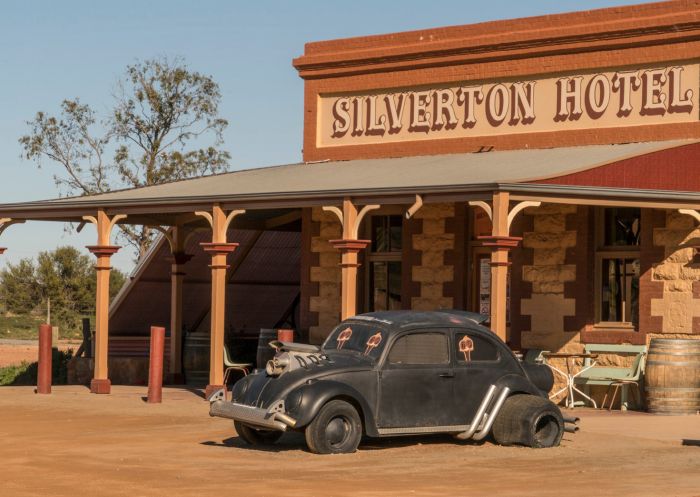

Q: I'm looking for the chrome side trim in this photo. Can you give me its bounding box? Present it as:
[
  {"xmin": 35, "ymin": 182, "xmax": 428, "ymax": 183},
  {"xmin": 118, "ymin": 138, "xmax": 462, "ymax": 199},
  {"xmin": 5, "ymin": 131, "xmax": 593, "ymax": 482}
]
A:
[{"xmin": 377, "ymin": 425, "xmax": 469, "ymax": 436}]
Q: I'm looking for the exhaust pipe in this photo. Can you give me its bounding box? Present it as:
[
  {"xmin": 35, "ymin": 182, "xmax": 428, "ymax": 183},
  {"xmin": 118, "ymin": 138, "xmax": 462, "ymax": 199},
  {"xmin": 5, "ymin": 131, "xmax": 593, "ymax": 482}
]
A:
[
  {"xmin": 454, "ymin": 385, "xmax": 497, "ymax": 441},
  {"xmin": 472, "ymin": 387, "xmax": 511, "ymax": 441},
  {"xmin": 564, "ymin": 425, "xmax": 579, "ymax": 433},
  {"xmin": 563, "ymin": 416, "xmax": 580, "ymax": 425},
  {"xmin": 209, "ymin": 400, "xmax": 296, "ymax": 431}
]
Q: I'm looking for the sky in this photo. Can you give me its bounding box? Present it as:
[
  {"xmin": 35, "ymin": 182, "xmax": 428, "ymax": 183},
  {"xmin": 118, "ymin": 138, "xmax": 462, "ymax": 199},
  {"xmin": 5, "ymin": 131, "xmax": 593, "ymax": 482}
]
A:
[{"xmin": 0, "ymin": 0, "xmax": 646, "ymax": 273}]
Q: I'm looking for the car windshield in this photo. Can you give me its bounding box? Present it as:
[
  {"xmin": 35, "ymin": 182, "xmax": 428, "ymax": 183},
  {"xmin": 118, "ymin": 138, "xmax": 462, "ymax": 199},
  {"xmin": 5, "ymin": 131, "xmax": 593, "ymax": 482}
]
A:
[{"xmin": 322, "ymin": 322, "xmax": 387, "ymax": 359}]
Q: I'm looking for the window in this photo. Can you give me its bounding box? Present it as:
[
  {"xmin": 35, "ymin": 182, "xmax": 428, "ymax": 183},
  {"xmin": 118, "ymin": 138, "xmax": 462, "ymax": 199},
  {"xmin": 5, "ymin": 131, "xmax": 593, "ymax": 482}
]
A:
[
  {"xmin": 455, "ymin": 333, "xmax": 499, "ymax": 363},
  {"xmin": 368, "ymin": 215, "xmax": 402, "ymax": 311},
  {"xmin": 595, "ymin": 208, "xmax": 640, "ymax": 328},
  {"xmin": 388, "ymin": 332, "xmax": 449, "ymax": 365}
]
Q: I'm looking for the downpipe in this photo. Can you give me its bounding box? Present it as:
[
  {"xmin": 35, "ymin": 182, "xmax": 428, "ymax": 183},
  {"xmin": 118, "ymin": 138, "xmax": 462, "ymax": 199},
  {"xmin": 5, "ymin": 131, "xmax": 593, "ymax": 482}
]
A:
[{"xmin": 454, "ymin": 385, "xmax": 498, "ymax": 441}]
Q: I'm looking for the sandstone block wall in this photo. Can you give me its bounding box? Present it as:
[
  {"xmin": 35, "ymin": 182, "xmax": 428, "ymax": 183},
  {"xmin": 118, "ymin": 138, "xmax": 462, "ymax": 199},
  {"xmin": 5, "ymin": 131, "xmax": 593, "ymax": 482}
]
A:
[
  {"xmin": 411, "ymin": 203, "xmax": 455, "ymax": 310},
  {"xmin": 308, "ymin": 207, "xmax": 342, "ymax": 344},
  {"xmin": 650, "ymin": 210, "xmax": 700, "ymax": 336},
  {"xmin": 520, "ymin": 204, "xmax": 578, "ymax": 353}
]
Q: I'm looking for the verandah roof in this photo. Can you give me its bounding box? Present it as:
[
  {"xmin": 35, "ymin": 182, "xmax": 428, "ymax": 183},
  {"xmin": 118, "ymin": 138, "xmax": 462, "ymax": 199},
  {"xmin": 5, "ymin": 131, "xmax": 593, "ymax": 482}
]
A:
[{"xmin": 0, "ymin": 139, "xmax": 698, "ymax": 225}]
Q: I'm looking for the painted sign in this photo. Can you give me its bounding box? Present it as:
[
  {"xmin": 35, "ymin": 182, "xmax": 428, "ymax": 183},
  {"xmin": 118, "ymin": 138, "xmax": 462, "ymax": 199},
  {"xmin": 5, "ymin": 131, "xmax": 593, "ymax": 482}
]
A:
[{"xmin": 318, "ymin": 64, "xmax": 699, "ymax": 148}]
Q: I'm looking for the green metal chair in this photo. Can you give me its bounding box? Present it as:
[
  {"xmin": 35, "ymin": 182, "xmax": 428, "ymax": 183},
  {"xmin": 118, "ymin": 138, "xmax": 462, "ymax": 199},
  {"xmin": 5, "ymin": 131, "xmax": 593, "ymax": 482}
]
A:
[{"xmin": 600, "ymin": 350, "xmax": 647, "ymax": 410}]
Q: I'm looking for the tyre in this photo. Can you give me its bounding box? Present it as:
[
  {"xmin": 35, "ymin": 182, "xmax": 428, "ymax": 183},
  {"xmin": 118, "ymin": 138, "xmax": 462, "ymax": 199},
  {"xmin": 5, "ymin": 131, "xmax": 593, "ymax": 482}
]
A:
[
  {"xmin": 304, "ymin": 400, "xmax": 362, "ymax": 454},
  {"xmin": 234, "ymin": 421, "xmax": 283, "ymax": 445},
  {"xmin": 492, "ymin": 394, "xmax": 564, "ymax": 448}
]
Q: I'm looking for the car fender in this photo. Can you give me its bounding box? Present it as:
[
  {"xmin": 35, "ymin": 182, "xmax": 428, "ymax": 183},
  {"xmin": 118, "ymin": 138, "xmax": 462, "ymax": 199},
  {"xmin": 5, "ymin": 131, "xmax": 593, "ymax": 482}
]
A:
[
  {"xmin": 496, "ymin": 373, "xmax": 544, "ymax": 398},
  {"xmin": 290, "ymin": 380, "xmax": 378, "ymax": 435}
]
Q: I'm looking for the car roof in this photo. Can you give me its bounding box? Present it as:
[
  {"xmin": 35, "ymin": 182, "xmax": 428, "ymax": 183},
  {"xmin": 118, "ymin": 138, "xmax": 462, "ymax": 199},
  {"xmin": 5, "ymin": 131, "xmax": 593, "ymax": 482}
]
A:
[{"xmin": 346, "ymin": 310, "xmax": 489, "ymax": 334}]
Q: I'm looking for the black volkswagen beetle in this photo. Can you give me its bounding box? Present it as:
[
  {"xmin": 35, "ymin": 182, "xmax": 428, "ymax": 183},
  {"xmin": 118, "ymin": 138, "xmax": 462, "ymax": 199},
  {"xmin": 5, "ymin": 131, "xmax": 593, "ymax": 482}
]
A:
[{"xmin": 209, "ymin": 310, "xmax": 575, "ymax": 454}]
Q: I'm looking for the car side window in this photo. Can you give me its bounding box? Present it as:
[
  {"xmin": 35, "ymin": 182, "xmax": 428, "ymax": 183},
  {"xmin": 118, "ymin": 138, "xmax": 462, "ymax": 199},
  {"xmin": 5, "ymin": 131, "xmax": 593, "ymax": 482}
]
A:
[
  {"xmin": 388, "ymin": 332, "xmax": 449, "ymax": 365},
  {"xmin": 455, "ymin": 333, "xmax": 500, "ymax": 363}
]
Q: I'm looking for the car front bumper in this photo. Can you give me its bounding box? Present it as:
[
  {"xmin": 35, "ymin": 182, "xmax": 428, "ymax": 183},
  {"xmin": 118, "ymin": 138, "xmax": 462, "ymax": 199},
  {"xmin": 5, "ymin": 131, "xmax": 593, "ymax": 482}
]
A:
[{"xmin": 208, "ymin": 390, "xmax": 296, "ymax": 431}]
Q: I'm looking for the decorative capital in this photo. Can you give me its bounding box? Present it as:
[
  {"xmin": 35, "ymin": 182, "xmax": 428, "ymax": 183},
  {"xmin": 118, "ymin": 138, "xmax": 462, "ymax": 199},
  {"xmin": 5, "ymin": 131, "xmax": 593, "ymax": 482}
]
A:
[
  {"xmin": 329, "ymin": 239, "xmax": 371, "ymax": 253},
  {"xmin": 168, "ymin": 252, "xmax": 194, "ymax": 266},
  {"xmin": 86, "ymin": 245, "xmax": 121, "ymax": 257},
  {"xmin": 477, "ymin": 235, "xmax": 522, "ymax": 249},
  {"xmin": 200, "ymin": 242, "xmax": 239, "ymax": 256}
]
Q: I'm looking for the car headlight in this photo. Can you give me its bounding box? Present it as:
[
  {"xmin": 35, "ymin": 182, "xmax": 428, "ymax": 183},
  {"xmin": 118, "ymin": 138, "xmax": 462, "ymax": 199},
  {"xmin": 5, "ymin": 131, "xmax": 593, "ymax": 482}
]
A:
[{"xmin": 285, "ymin": 389, "xmax": 303, "ymax": 413}]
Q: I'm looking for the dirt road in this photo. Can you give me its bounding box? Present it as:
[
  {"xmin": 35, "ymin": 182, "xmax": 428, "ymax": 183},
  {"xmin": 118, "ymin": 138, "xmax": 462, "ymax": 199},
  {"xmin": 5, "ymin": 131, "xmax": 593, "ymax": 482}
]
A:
[
  {"xmin": 0, "ymin": 340, "xmax": 80, "ymax": 368},
  {"xmin": 0, "ymin": 386, "xmax": 698, "ymax": 497}
]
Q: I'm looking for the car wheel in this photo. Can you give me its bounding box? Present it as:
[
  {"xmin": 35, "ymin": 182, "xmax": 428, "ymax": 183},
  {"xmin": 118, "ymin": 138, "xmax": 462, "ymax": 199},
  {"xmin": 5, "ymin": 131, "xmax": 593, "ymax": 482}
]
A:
[
  {"xmin": 234, "ymin": 421, "xmax": 283, "ymax": 445},
  {"xmin": 492, "ymin": 394, "xmax": 564, "ymax": 448},
  {"xmin": 304, "ymin": 400, "xmax": 362, "ymax": 454}
]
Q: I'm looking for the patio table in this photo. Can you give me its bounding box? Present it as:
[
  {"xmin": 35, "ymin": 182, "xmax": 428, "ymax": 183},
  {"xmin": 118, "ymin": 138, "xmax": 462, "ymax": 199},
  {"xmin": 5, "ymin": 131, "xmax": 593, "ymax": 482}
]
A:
[{"xmin": 542, "ymin": 352, "xmax": 599, "ymax": 409}]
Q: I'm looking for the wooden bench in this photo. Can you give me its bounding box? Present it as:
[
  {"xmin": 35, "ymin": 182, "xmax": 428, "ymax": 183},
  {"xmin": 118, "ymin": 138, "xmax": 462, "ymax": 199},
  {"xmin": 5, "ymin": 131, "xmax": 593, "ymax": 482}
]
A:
[{"xmin": 574, "ymin": 344, "xmax": 646, "ymax": 410}]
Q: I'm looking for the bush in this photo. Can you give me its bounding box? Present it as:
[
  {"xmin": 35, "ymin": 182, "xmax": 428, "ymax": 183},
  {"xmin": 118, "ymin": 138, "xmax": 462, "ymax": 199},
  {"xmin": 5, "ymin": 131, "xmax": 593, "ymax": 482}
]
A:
[{"xmin": 0, "ymin": 348, "xmax": 74, "ymax": 386}]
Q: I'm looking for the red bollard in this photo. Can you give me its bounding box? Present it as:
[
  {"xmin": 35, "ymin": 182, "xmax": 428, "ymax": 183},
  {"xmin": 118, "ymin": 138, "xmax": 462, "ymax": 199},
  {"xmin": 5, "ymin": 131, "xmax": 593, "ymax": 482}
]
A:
[
  {"xmin": 37, "ymin": 323, "xmax": 52, "ymax": 394},
  {"xmin": 147, "ymin": 326, "xmax": 166, "ymax": 403},
  {"xmin": 277, "ymin": 329, "xmax": 294, "ymax": 343}
]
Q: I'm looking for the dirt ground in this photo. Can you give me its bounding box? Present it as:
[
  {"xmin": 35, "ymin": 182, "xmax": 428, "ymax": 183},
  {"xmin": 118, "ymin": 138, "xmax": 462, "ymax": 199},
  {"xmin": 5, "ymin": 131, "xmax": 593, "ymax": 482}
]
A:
[
  {"xmin": 0, "ymin": 386, "xmax": 698, "ymax": 497},
  {"xmin": 0, "ymin": 340, "xmax": 80, "ymax": 367}
]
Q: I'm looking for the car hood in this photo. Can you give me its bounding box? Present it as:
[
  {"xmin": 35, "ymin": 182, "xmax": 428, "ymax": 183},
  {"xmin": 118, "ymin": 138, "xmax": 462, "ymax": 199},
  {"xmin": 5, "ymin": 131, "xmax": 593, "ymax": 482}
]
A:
[{"xmin": 234, "ymin": 351, "xmax": 373, "ymax": 408}]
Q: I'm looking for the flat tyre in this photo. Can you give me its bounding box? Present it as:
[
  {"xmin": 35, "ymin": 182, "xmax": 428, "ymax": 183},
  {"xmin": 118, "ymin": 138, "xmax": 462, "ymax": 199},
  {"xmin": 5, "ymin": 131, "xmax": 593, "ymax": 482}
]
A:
[
  {"xmin": 304, "ymin": 400, "xmax": 362, "ymax": 454},
  {"xmin": 492, "ymin": 394, "xmax": 564, "ymax": 448},
  {"xmin": 234, "ymin": 420, "xmax": 283, "ymax": 445}
]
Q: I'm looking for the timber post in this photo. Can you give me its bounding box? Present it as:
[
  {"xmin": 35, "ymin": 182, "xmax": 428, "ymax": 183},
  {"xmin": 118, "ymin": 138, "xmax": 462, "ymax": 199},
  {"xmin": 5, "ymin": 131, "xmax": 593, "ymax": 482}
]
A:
[
  {"xmin": 325, "ymin": 198, "xmax": 379, "ymax": 321},
  {"xmin": 84, "ymin": 209, "xmax": 126, "ymax": 394},
  {"xmin": 471, "ymin": 192, "xmax": 539, "ymax": 343},
  {"xmin": 196, "ymin": 204, "xmax": 244, "ymax": 398}
]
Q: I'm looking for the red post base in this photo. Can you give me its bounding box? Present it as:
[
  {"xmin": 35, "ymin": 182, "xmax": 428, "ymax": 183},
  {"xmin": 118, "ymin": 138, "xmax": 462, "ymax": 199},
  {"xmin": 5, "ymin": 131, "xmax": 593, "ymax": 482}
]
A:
[
  {"xmin": 90, "ymin": 378, "xmax": 111, "ymax": 394},
  {"xmin": 147, "ymin": 326, "xmax": 166, "ymax": 403},
  {"xmin": 205, "ymin": 384, "xmax": 225, "ymax": 399},
  {"xmin": 277, "ymin": 329, "xmax": 294, "ymax": 342},
  {"xmin": 36, "ymin": 323, "xmax": 52, "ymax": 394}
]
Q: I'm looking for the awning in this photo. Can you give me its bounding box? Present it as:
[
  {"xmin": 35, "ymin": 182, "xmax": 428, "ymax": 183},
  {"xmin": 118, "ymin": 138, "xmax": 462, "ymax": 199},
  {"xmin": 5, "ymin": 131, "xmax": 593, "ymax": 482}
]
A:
[{"xmin": 0, "ymin": 139, "xmax": 698, "ymax": 224}]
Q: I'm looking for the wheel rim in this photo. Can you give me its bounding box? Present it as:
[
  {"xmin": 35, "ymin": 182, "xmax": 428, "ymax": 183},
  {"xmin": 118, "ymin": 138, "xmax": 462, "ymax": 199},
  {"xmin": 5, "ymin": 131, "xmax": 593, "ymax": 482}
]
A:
[
  {"xmin": 325, "ymin": 415, "xmax": 351, "ymax": 447},
  {"xmin": 534, "ymin": 414, "xmax": 560, "ymax": 447}
]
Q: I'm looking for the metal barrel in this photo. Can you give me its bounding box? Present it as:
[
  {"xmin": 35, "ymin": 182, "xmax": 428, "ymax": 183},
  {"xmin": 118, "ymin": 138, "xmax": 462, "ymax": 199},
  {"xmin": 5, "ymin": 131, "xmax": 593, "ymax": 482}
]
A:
[
  {"xmin": 645, "ymin": 338, "xmax": 700, "ymax": 415},
  {"xmin": 183, "ymin": 333, "xmax": 209, "ymax": 386}
]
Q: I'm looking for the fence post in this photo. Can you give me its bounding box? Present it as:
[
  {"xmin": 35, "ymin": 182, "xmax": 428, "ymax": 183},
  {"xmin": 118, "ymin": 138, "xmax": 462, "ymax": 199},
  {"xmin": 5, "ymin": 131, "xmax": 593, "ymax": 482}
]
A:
[
  {"xmin": 37, "ymin": 323, "xmax": 52, "ymax": 394},
  {"xmin": 147, "ymin": 326, "xmax": 166, "ymax": 403}
]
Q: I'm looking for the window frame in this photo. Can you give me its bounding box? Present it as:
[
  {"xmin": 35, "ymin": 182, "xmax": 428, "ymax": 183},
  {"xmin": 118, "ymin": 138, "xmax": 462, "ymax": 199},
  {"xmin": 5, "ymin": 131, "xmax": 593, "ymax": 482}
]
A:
[
  {"xmin": 383, "ymin": 330, "xmax": 451, "ymax": 369},
  {"xmin": 453, "ymin": 331, "xmax": 502, "ymax": 365},
  {"xmin": 593, "ymin": 208, "xmax": 640, "ymax": 330},
  {"xmin": 364, "ymin": 211, "xmax": 404, "ymax": 312}
]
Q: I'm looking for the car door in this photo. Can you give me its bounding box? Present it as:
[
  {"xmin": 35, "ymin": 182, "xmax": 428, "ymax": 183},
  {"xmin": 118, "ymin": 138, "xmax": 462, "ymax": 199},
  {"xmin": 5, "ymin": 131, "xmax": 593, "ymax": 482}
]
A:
[
  {"xmin": 377, "ymin": 330, "xmax": 456, "ymax": 428},
  {"xmin": 452, "ymin": 329, "xmax": 504, "ymax": 422}
]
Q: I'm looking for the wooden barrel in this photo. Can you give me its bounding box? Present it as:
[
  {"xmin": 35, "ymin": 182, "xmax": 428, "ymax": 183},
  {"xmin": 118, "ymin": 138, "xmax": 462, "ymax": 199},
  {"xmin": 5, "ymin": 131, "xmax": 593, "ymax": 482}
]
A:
[
  {"xmin": 183, "ymin": 333, "xmax": 209, "ymax": 386},
  {"xmin": 645, "ymin": 338, "xmax": 700, "ymax": 415},
  {"xmin": 257, "ymin": 329, "xmax": 278, "ymax": 369}
]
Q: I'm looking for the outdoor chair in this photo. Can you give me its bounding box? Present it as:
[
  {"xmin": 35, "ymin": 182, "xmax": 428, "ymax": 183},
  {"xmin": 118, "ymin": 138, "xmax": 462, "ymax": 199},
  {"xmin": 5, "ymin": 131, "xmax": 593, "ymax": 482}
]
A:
[
  {"xmin": 223, "ymin": 344, "xmax": 253, "ymax": 386},
  {"xmin": 600, "ymin": 351, "xmax": 647, "ymax": 410}
]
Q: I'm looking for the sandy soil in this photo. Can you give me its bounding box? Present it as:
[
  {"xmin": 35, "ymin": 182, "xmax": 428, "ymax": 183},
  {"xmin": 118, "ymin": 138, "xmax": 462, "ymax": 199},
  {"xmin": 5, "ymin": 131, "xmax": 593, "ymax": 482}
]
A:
[
  {"xmin": 0, "ymin": 340, "xmax": 80, "ymax": 367},
  {"xmin": 0, "ymin": 386, "xmax": 698, "ymax": 497}
]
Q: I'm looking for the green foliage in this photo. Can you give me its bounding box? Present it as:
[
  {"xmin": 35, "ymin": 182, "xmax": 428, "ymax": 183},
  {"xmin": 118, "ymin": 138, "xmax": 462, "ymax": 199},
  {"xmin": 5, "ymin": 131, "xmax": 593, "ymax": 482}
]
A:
[
  {"xmin": 0, "ymin": 348, "xmax": 74, "ymax": 386},
  {"xmin": 19, "ymin": 57, "xmax": 230, "ymax": 259},
  {"xmin": 0, "ymin": 246, "xmax": 126, "ymax": 336},
  {"xmin": 0, "ymin": 314, "xmax": 44, "ymax": 340}
]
